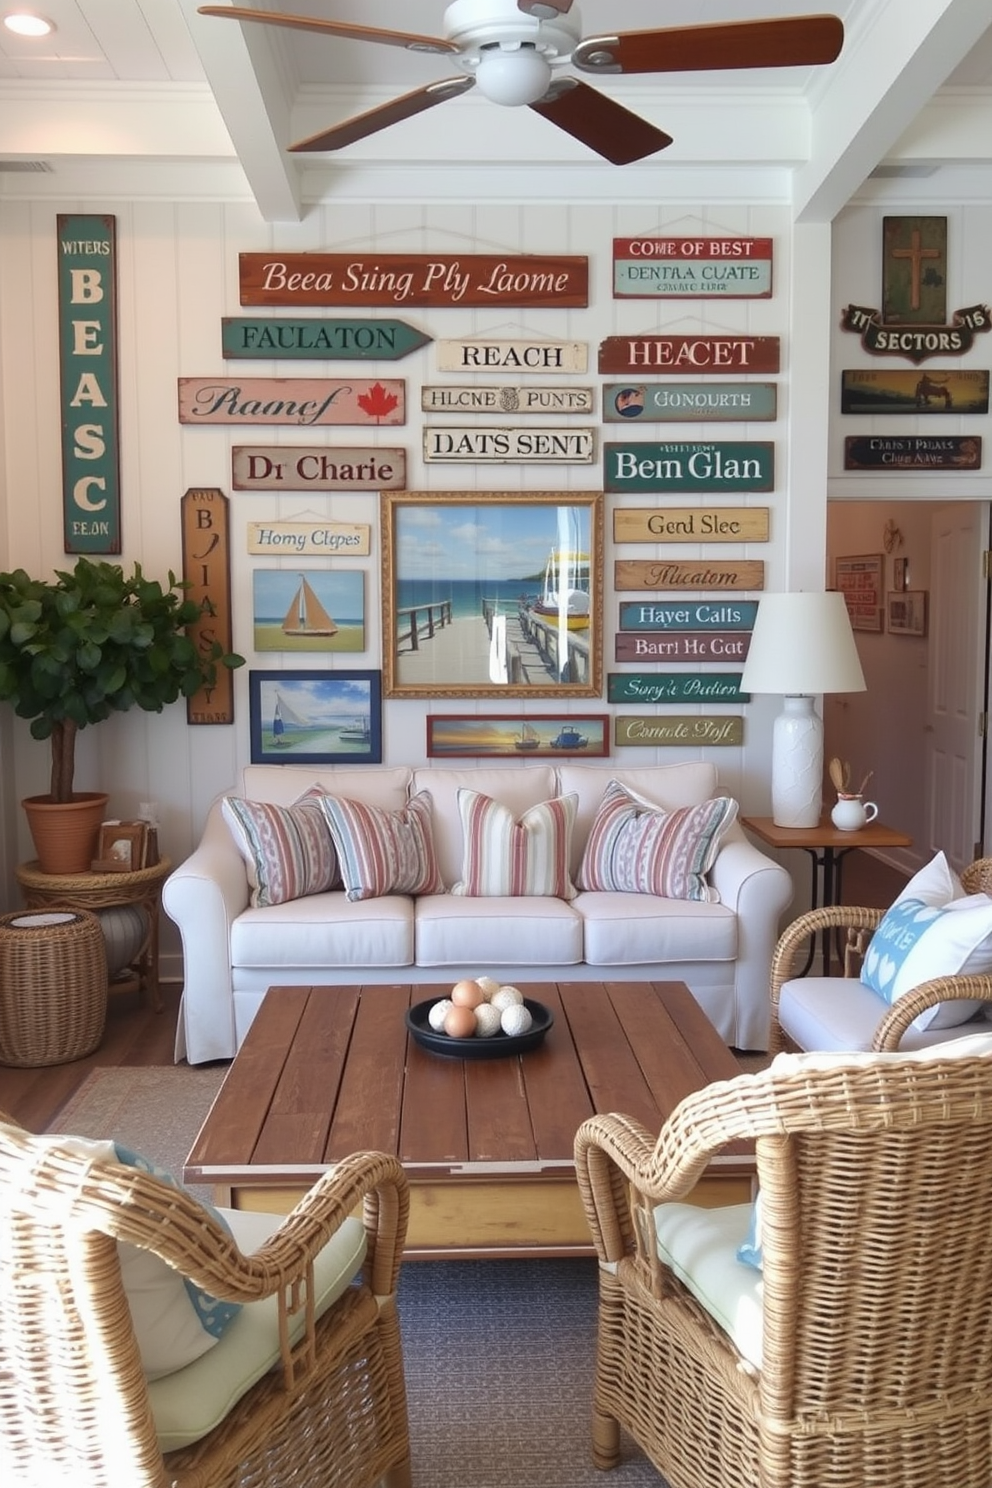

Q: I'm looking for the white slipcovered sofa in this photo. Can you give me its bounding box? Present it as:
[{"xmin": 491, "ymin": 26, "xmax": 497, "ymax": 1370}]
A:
[{"xmin": 163, "ymin": 761, "xmax": 792, "ymax": 1065}]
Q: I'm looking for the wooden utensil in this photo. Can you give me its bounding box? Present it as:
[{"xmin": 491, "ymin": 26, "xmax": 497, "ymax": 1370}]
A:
[{"xmin": 828, "ymin": 757, "xmax": 846, "ymax": 793}]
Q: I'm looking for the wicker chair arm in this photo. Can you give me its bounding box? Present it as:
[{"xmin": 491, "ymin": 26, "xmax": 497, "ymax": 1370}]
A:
[
  {"xmin": 574, "ymin": 1112, "xmax": 658, "ymax": 1263},
  {"xmin": 871, "ymin": 974, "xmax": 992, "ymax": 1050}
]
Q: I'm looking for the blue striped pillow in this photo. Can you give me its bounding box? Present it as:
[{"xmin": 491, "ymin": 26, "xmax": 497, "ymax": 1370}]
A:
[
  {"xmin": 222, "ymin": 786, "xmax": 340, "ymax": 907},
  {"xmin": 320, "ymin": 789, "xmax": 444, "ymax": 902},
  {"xmin": 577, "ymin": 781, "xmax": 738, "ymax": 901}
]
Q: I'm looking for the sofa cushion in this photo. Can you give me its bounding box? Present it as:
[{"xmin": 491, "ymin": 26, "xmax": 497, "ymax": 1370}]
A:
[
  {"xmin": 652, "ymin": 1201, "xmax": 763, "ymax": 1368},
  {"xmin": 558, "ymin": 763, "xmax": 720, "ymax": 881},
  {"xmin": 415, "ymin": 892, "xmax": 583, "ymax": 966},
  {"xmin": 778, "ymin": 972, "xmax": 992, "ymax": 1054},
  {"xmin": 576, "ymin": 891, "xmax": 736, "ymax": 966},
  {"xmin": 231, "ymin": 892, "xmax": 415, "ymax": 969},
  {"xmin": 240, "ymin": 763, "xmax": 411, "ymax": 811},
  {"xmin": 321, "ymin": 790, "xmax": 444, "ymax": 902},
  {"xmin": 577, "ymin": 781, "xmax": 738, "ymax": 902},
  {"xmin": 222, "ymin": 787, "xmax": 339, "ymax": 907},
  {"xmin": 412, "ymin": 765, "xmax": 557, "ymax": 888},
  {"xmin": 451, "ymin": 788, "xmax": 578, "ymax": 899}
]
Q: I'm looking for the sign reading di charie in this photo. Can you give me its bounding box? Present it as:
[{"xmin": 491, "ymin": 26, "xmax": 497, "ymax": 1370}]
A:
[
  {"xmin": 232, "ymin": 446, "xmax": 406, "ymax": 491},
  {"xmin": 603, "ymin": 381, "xmax": 777, "ymax": 423},
  {"xmin": 605, "ymin": 441, "xmax": 774, "ymax": 493},
  {"xmin": 239, "ymin": 253, "xmax": 588, "ymax": 308},
  {"xmin": 619, "ymin": 601, "xmax": 758, "ymax": 632},
  {"xmin": 435, "ymin": 339, "xmax": 587, "ymax": 372},
  {"xmin": 613, "ymin": 237, "xmax": 773, "ymax": 299}
]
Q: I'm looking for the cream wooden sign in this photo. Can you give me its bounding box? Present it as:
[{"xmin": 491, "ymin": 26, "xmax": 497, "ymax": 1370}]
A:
[
  {"xmin": 246, "ymin": 520, "xmax": 371, "ymax": 556},
  {"xmin": 435, "ymin": 338, "xmax": 588, "ymax": 372},
  {"xmin": 615, "ymin": 715, "xmax": 744, "ymax": 747},
  {"xmin": 614, "ymin": 508, "xmax": 770, "ymax": 543},
  {"xmin": 423, "ymin": 427, "xmax": 595, "ymax": 463},
  {"xmin": 421, "ymin": 385, "xmax": 594, "ymax": 414}
]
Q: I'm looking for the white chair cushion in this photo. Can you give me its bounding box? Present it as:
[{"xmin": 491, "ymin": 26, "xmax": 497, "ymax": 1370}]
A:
[
  {"xmin": 772, "ymin": 1029, "xmax": 992, "ymax": 1073},
  {"xmin": 148, "ymin": 1207, "xmax": 367, "ymax": 1452},
  {"xmin": 414, "ymin": 892, "xmax": 583, "ymax": 965},
  {"xmin": 558, "ymin": 762, "xmax": 719, "ymax": 881},
  {"xmin": 240, "ymin": 763, "xmax": 411, "ymax": 811},
  {"xmin": 652, "ymin": 1201, "xmax": 763, "ymax": 1368},
  {"xmin": 779, "ymin": 973, "xmax": 992, "ymax": 1053},
  {"xmin": 575, "ymin": 892, "xmax": 736, "ymax": 966},
  {"xmin": 231, "ymin": 892, "xmax": 414, "ymax": 969},
  {"xmin": 411, "ymin": 765, "xmax": 557, "ymax": 888}
]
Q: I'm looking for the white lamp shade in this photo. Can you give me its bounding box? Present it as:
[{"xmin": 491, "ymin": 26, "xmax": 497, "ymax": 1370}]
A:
[{"xmin": 739, "ymin": 591, "xmax": 866, "ymax": 696}]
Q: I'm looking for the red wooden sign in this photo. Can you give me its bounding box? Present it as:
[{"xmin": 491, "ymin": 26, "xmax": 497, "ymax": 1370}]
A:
[
  {"xmin": 599, "ymin": 335, "xmax": 780, "ymax": 374},
  {"xmin": 615, "ymin": 632, "xmax": 751, "ymax": 662},
  {"xmin": 239, "ymin": 254, "xmax": 588, "ymax": 308}
]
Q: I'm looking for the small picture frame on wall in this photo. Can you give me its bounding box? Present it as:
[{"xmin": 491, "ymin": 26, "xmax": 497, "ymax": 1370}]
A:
[
  {"xmin": 892, "ymin": 556, "xmax": 909, "ymax": 592},
  {"xmin": 887, "ymin": 590, "xmax": 928, "ymax": 637},
  {"xmin": 834, "ymin": 553, "xmax": 884, "ymax": 633}
]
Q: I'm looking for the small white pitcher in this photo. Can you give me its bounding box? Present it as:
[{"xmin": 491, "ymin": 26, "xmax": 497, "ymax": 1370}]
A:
[{"xmin": 830, "ymin": 794, "xmax": 879, "ymax": 831}]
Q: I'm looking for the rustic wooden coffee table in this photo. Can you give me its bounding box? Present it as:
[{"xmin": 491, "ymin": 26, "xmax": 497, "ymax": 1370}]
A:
[{"xmin": 184, "ymin": 980, "xmax": 754, "ymax": 1259}]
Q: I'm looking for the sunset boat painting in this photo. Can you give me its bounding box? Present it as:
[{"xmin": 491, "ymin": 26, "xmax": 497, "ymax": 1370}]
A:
[{"xmin": 514, "ymin": 721, "xmax": 540, "ymax": 751}]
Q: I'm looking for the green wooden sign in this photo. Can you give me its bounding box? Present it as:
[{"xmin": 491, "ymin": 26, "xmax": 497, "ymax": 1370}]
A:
[
  {"xmin": 608, "ymin": 672, "xmax": 749, "ymax": 704},
  {"xmin": 605, "ymin": 441, "xmax": 774, "ymax": 493},
  {"xmin": 603, "ymin": 381, "xmax": 776, "ymax": 422},
  {"xmin": 615, "ymin": 716, "xmax": 744, "ymax": 747},
  {"xmin": 58, "ymin": 214, "xmax": 120, "ymax": 553},
  {"xmin": 221, "ymin": 318, "xmax": 430, "ymax": 360},
  {"xmin": 619, "ymin": 601, "xmax": 758, "ymax": 632}
]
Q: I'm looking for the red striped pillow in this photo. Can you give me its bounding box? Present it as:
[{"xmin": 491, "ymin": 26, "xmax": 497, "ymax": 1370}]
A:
[
  {"xmin": 577, "ymin": 781, "xmax": 738, "ymax": 901},
  {"xmin": 221, "ymin": 786, "xmax": 339, "ymax": 907},
  {"xmin": 320, "ymin": 789, "xmax": 444, "ymax": 902},
  {"xmin": 452, "ymin": 788, "xmax": 578, "ymax": 899}
]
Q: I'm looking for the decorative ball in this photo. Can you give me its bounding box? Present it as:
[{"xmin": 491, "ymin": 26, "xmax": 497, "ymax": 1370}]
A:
[
  {"xmin": 451, "ymin": 977, "xmax": 485, "ymax": 1008},
  {"xmin": 491, "ymin": 985, "xmax": 524, "ymax": 1012},
  {"xmin": 501, "ymin": 1003, "xmax": 533, "ymax": 1037},
  {"xmin": 428, "ymin": 998, "xmax": 454, "ymax": 1032},
  {"xmin": 475, "ymin": 975, "xmax": 500, "ymax": 1001},
  {"xmin": 97, "ymin": 904, "xmax": 148, "ymax": 978},
  {"xmin": 474, "ymin": 1003, "xmax": 503, "ymax": 1038},
  {"xmin": 443, "ymin": 1004, "xmax": 478, "ymax": 1039}
]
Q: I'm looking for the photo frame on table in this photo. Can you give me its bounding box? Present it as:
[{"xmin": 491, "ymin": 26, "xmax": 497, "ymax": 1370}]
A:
[
  {"xmin": 381, "ymin": 490, "xmax": 603, "ymax": 699},
  {"xmin": 427, "ymin": 713, "xmax": 610, "ymax": 759},
  {"xmin": 834, "ymin": 552, "xmax": 884, "ymax": 633},
  {"xmin": 249, "ymin": 669, "xmax": 382, "ymax": 764},
  {"xmin": 93, "ymin": 821, "xmax": 147, "ymax": 873},
  {"xmin": 887, "ymin": 590, "xmax": 928, "ymax": 636}
]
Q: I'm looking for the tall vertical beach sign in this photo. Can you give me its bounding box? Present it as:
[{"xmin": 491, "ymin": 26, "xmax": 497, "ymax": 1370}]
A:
[{"xmin": 57, "ymin": 215, "xmax": 121, "ymax": 553}]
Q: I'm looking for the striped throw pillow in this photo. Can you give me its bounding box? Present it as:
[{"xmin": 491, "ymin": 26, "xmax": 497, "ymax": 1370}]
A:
[
  {"xmin": 222, "ymin": 786, "xmax": 339, "ymax": 907},
  {"xmin": 577, "ymin": 781, "xmax": 738, "ymax": 902},
  {"xmin": 320, "ymin": 789, "xmax": 444, "ymax": 902},
  {"xmin": 452, "ymin": 788, "xmax": 578, "ymax": 899}
]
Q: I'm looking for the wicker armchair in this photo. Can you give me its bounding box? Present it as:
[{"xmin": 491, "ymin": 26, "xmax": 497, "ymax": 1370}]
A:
[
  {"xmin": 768, "ymin": 855, "xmax": 992, "ymax": 1055},
  {"xmin": 574, "ymin": 1049, "xmax": 992, "ymax": 1488},
  {"xmin": 0, "ymin": 1117, "xmax": 412, "ymax": 1488}
]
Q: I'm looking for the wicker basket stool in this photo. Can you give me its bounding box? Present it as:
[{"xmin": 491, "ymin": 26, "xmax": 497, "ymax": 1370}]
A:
[{"xmin": 0, "ymin": 909, "xmax": 108, "ymax": 1067}]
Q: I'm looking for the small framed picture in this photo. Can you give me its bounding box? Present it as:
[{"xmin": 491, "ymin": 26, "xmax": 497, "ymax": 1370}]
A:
[
  {"xmin": 93, "ymin": 822, "xmax": 146, "ymax": 872},
  {"xmin": 887, "ymin": 590, "xmax": 928, "ymax": 636},
  {"xmin": 426, "ymin": 713, "xmax": 610, "ymax": 758},
  {"xmin": 892, "ymin": 556, "xmax": 909, "ymax": 592},
  {"xmin": 249, "ymin": 669, "xmax": 382, "ymax": 765}
]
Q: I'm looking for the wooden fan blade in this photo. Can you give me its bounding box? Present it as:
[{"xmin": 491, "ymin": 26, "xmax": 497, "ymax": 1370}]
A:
[
  {"xmin": 518, "ymin": 1, "xmax": 574, "ymax": 15},
  {"xmin": 197, "ymin": 6, "xmax": 455, "ymax": 55},
  {"xmin": 574, "ymin": 16, "xmax": 844, "ymax": 75},
  {"xmin": 530, "ymin": 80, "xmax": 672, "ymax": 166},
  {"xmin": 289, "ymin": 77, "xmax": 474, "ymax": 153}
]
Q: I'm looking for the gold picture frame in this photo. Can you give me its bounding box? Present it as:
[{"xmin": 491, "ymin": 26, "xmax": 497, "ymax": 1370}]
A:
[{"xmin": 381, "ymin": 490, "xmax": 603, "ymax": 699}]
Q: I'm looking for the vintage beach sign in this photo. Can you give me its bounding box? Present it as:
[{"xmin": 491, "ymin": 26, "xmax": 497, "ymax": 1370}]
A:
[
  {"xmin": 608, "ymin": 672, "xmax": 749, "ymax": 704},
  {"xmin": 613, "ymin": 237, "xmax": 772, "ymax": 299},
  {"xmin": 615, "ymin": 632, "xmax": 751, "ymax": 662},
  {"xmin": 599, "ymin": 335, "xmax": 780, "ymax": 375},
  {"xmin": 840, "ymin": 369, "xmax": 989, "ymax": 414},
  {"xmin": 178, "ymin": 378, "xmax": 405, "ymax": 426},
  {"xmin": 614, "ymin": 507, "xmax": 770, "ymax": 543},
  {"xmin": 605, "ymin": 442, "xmax": 774, "ymax": 494},
  {"xmin": 603, "ymin": 381, "xmax": 776, "ymax": 422},
  {"xmin": 844, "ymin": 435, "xmax": 981, "ymax": 470},
  {"xmin": 422, "ymin": 385, "xmax": 594, "ymax": 414},
  {"xmin": 232, "ymin": 446, "xmax": 406, "ymax": 491},
  {"xmin": 615, "ymin": 715, "xmax": 744, "ymax": 747},
  {"xmin": 615, "ymin": 559, "xmax": 764, "ymax": 591},
  {"xmin": 423, "ymin": 427, "xmax": 595, "ymax": 463},
  {"xmin": 221, "ymin": 318, "xmax": 430, "ymax": 361},
  {"xmin": 58, "ymin": 213, "xmax": 121, "ymax": 553},
  {"xmin": 435, "ymin": 338, "xmax": 587, "ymax": 372},
  {"xmin": 619, "ymin": 601, "xmax": 757, "ymax": 633},
  {"xmin": 247, "ymin": 520, "xmax": 371, "ymax": 556},
  {"xmin": 239, "ymin": 253, "xmax": 588, "ymax": 308},
  {"xmin": 181, "ymin": 488, "xmax": 235, "ymax": 724}
]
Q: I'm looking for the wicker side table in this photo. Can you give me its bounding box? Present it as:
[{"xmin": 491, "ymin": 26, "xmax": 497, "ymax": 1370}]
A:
[
  {"xmin": 0, "ymin": 909, "xmax": 108, "ymax": 1066},
  {"xmin": 16, "ymin": 858, "xmax": 172, "ymax": 1013}
]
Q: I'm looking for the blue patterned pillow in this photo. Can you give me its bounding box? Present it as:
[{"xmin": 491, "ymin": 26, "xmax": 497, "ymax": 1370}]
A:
[{"xmin": 860, "ymin": 892, "xmax": 992, "ymax": 1030}]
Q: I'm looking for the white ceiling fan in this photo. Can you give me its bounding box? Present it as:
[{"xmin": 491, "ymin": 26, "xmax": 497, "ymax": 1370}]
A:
[{"xmin": 198, "ymin": 1, "xmax": 845, "ymax": 166}]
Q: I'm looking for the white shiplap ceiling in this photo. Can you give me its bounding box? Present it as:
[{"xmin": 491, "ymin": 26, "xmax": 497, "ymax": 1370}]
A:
[{"xmin": 0, "ymin": 0, "xmax": 991, "ymax": 221}]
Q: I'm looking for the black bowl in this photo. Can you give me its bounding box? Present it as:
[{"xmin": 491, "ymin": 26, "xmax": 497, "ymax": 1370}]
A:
[{"xmin": 406, "ymin": 996, "xmax": 553, "ymax": 1059}]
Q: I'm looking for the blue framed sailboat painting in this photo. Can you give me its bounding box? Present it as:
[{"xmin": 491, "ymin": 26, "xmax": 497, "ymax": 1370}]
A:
[
  {"xmin": 249, "ymin": 669, "xmax": 382, "ymax": 764},
  {"xmin": 252, "ymin": 569, "xmax": 365, "ymax": 652}
]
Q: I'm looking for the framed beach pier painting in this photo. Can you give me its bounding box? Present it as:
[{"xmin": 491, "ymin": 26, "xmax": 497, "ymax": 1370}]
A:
[
  {"xmin": 381, "ymin": 491, "xmax": 604, "ymax": 698},
  {"xmin": 249, "ymin": 669, "xmax": 382, "ymax": 764}
]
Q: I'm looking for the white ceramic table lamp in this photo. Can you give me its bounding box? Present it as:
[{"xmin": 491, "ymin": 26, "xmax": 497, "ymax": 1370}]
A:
[{"xmin": 740, "ymin": 591, "xmax": 866, "ymax": 829}]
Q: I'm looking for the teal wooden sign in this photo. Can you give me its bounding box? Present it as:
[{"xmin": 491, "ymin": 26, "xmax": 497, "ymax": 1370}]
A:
[
  {"xmin": 602, "ymin": 382, "xmax": 777, "ymax": 423},
  {"xmin": 605, "ymin": 441, "xmax": 774, "ymax": 493},
  {"xmin": 58, "ymin": 214, "xmax": 120, "ymax": 553},
  {"xmin": 619, "ymin": 601, "xmax": 758, "ymax": 632},
  {"xmin": 608, "ymin": 672, "xmax": 749, "ymax": 704},
  {"xmin": 221, "ymin": 318, "xmax": 430, "ymax": 360}
]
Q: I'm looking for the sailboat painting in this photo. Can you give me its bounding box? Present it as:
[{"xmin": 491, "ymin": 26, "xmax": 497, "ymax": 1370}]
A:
[
  {"xmin": 426, "ymin": 714, "xmax": 609, "ymax": 759},
  {"xmin": 252, "ymin": 569, "xmax": 364, "ymax": 652},
  {"xmin": 249, "ymin": 669, "xmax": 382, "ymax": 764}
]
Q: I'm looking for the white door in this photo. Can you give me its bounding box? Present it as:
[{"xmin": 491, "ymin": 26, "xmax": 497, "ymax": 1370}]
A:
[{"xmin": 925, "ymin": 502, "xmax": 990, "ymax": 872}]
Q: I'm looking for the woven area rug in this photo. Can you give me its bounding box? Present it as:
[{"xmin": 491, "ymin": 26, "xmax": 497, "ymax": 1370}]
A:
[{"xmin": 51, "ymin": 1063, "xmax": 674, "ymax": 1484}]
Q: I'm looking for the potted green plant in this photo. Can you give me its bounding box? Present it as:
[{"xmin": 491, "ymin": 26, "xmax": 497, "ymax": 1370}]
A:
[{"xmin": 0, "ymin": 557, "xmax": 244, "ymax": 874}]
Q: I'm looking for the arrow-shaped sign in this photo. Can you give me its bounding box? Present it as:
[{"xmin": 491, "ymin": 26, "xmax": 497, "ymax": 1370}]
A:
[{"xmin": 221, "ymin": 318, "xmax": 431, "ymax": 361}]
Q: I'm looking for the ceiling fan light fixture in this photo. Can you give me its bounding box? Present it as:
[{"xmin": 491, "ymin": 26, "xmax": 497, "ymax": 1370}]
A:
[
  {"xmin": 475, "ymin": 43, "xmax": 552, "ymax": 106},
  {"xmin": 3, "ymin": 12, "xmax": 54, "ymax": 37}
]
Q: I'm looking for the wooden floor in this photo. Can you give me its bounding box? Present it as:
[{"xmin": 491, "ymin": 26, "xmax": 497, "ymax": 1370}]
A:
[{"xmin": 0, "ymin": 848, "xmax": 910, "ymax": 1133}]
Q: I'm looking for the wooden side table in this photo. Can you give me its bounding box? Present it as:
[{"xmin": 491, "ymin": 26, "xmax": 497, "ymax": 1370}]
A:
[{"xmin": 16, "ymin": 857, "xmax": 172, "ymax": 1013}]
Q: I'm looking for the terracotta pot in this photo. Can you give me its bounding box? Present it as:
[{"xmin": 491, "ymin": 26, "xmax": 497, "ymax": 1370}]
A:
[{"xmin": 21, "ymin": 792, "xmax": 110, "ymax": 876}]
